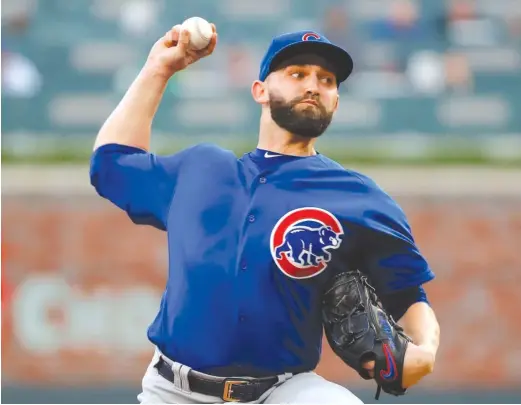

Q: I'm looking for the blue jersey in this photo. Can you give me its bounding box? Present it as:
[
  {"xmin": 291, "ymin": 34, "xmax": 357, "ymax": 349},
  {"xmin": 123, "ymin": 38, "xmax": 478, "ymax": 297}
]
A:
[{"xmin": 90, "ymin": 143, "xmax": 434, "ymax": 377}]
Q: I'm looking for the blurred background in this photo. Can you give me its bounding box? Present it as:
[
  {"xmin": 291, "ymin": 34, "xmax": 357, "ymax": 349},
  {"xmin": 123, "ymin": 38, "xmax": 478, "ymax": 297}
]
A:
[{"xmin": 2, "ymin": 0, "xmax": 521, "ymax": 403}]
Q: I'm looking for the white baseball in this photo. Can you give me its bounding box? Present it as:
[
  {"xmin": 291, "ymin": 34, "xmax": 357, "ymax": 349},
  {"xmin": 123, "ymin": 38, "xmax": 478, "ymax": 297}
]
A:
[{"xmin": 180, "ymin": 17, "xmax": 213, "ymax": 50}]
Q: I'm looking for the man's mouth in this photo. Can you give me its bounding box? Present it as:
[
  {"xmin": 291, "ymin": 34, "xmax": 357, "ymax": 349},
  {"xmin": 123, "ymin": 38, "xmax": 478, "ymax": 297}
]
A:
[{"xmin": 299, "ymin": 100, "xmax": 319, "ymax": 106}]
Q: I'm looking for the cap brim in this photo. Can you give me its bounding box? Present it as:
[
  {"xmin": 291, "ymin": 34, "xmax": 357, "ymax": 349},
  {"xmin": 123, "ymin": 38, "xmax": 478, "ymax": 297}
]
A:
[{"xmin": 268, "ymin": 41, "xmax": 354, "ymax": 83}]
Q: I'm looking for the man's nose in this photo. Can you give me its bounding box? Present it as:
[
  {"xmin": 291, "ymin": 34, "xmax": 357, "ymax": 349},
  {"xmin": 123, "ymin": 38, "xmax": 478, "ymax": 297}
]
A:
[{"xmin": 302, "ymin": 74, "xmax": 320, "ymax": 94}]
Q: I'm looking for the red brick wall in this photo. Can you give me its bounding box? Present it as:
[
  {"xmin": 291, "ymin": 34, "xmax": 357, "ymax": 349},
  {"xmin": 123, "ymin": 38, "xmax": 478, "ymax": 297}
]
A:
[{"xmin": 2, "ymin": 195, "xmax": 521, "ymax": 388}]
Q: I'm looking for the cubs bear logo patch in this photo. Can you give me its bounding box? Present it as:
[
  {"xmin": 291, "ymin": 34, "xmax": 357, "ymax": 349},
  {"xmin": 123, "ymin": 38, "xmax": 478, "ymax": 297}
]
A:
[{"xmin": 270, "ymin": 207, "xmax": 344, "ymax": 279}]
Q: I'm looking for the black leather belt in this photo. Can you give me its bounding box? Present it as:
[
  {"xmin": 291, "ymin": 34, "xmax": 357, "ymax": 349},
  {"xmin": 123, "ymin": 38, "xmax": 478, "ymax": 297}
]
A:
[{"xmin": 154, "ymin": 356, "xmax": 280, "ymax": 402}]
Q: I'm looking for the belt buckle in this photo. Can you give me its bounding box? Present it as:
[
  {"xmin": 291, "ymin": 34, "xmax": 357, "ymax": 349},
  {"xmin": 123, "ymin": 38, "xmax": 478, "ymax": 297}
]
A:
[{"xmin": 223, "ymin": 379, "xmax": 248, "ymax": 402}]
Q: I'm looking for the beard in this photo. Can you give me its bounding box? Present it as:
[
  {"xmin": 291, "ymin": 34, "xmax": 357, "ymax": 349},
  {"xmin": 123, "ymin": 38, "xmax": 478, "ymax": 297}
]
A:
[{"xmin": 268, "ymin": 90, "xmax": 334, "ymax": 139}]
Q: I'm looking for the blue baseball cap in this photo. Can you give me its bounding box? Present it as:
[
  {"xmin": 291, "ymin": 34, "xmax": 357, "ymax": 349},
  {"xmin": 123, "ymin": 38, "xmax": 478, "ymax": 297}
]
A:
[{"xmin": 259, "ymin": 30, "xmax": 354, "ymax": 84}]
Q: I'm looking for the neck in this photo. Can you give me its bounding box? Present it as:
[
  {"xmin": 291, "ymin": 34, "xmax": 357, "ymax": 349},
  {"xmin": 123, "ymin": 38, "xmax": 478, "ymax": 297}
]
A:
[{"xmin": 257, "ymin": 115, "xmax": 317, "ymax": 157}]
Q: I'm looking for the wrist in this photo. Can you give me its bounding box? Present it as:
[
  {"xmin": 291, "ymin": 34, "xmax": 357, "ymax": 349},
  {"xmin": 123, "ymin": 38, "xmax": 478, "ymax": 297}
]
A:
[
  {"xmin": 418, "ymin": 343, "xmax": 438, "ymax": 359},
  {"xmin": 418, "ymin": 345, "xmax": 436, "ymax": 374},
  {"xmin": 141, "ymin": 62, "xmax": 176, "ymax": 83}
]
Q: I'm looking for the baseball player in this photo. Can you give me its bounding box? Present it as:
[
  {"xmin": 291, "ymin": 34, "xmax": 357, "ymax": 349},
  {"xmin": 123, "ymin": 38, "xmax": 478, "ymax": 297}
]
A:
[{"xmin": 90, "ymin": 22, "xmax": 440, "ymax": 404}]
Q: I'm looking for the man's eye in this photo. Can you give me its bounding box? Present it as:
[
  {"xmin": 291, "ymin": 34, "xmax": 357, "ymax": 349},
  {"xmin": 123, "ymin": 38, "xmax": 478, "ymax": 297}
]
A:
[
  {"xmin": 291, "ymin": 72, "xmax": 303, "ymax": 78},
  {"xmin": 322, "ymin": 76, "xmax": 334, "ymax": 84}
]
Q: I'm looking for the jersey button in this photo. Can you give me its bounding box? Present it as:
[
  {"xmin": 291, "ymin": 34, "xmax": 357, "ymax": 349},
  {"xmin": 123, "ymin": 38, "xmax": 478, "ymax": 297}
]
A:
[
  {"xmin": 241, "ymin": 262, "xmax": 247, "ymax": 271},
  {"xmin": 239, "ymin": 314, "xmax": 246, "ymax": 322},
  {"xmin": 259, "ymin": 177, "xmax": 267, "ymax": 184},
  {"xmin": 248, "ymin": 214, "xmax": 255, "ymax": 223}
]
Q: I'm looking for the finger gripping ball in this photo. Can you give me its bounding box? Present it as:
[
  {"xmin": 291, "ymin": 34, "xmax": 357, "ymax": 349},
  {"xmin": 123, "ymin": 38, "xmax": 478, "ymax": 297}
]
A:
[{"xmin": 180, "ymin": 17, "xmax": 212, "ymax": 50}]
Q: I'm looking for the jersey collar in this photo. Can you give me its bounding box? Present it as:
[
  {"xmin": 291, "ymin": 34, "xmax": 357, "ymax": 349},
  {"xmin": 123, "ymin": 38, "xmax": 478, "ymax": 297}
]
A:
[{"xmin": 251, "ymin": 148, "xmax": 318, "ymax": 160}]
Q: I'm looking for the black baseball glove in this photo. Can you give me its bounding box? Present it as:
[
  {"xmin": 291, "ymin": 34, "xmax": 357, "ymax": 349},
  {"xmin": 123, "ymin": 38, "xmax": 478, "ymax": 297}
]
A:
[{"xmin": 322, "ymin": 270, "xmax": 412, "ymax": 400}]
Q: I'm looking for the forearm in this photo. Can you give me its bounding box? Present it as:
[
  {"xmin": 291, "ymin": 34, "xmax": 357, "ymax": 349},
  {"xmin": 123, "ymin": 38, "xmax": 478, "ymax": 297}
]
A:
[
  {"xmin": 399, "ymin": 301, "xmax": 440, "ymax": 357},
  {"xmin": 93, "ymin": 66, "xmax": 170, "ymax": 151},
  {"xmin": 393, "ymin": 301, "xmax": 439, "ymax": 387}
]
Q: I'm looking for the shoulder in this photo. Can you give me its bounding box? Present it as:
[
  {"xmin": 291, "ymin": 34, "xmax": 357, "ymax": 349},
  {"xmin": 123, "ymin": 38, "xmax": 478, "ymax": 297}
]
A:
[
  {"xmin": 318, "ymin": 154, "xmax": 405, "ymax": 215},
  {"xmin": 317, "ymin": 155, "xmax": 390, "ymax": 194},
  {"xmin": 351, "ymin": 168, "xmax": 407, "ymax": 220},
  {"xmin": 92, "ymin": 142, "xmax": 231, "ymax": 161},
  {"xmin": 188, "ymin": 142, "xmax": 233, "ymax": 154},
  {"xmin": 180, "ymin": 142, "xmax": 234, "ymax": 157},
  {"xmin": 173, "ymin": 142, "xmax": 237, "ymax": 163}
]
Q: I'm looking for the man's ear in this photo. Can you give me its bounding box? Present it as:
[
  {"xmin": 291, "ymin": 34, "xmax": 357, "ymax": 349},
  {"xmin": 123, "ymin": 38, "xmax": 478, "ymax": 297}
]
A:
[
  {"xmin": 333, "ymin": 92, "xmax": 339, "ymax": 113},
  {"xmin": 251, "ymin": 80, "xmax": 269, "ymax": 105}
]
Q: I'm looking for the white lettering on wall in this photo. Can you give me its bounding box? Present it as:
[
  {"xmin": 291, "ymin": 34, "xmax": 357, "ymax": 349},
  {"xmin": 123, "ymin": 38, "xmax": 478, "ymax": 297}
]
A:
[{"xmin": 11, "ymin": 275, "xmax": 160, "ymax": 355}]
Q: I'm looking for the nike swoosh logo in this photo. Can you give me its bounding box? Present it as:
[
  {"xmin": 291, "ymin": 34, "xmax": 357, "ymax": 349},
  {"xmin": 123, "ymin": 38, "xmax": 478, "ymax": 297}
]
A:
[
  {"xmin": 264, "ymin": 152, "xmax": 282, "ymax": 158},
  {"xmin": 380, "ymin": 343, "xmax": 398, "ymax": 381}
]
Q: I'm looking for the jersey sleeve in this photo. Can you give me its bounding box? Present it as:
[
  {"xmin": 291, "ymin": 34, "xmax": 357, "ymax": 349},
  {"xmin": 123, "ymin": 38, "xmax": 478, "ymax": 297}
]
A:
[
  {"xmin": 380, "ymin": 285, "xmax": 430, "ymax": 321},
  {"xmin": 89, "ymin": 143, "xmax": 195, "ymax": 230},
  {"xmin": 357, "ymin": 178, "xmax": 435, "ymax": 294}
]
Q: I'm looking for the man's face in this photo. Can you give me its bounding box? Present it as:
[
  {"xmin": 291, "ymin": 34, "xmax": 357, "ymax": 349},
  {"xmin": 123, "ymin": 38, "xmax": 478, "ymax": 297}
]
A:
[{"xmin": 266, "ymin": 54, "xmax": 339, "ymax": 139}]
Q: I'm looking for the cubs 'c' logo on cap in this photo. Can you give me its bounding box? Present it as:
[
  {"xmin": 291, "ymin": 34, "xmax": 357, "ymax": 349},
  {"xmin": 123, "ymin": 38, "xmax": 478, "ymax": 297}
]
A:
[
  {"xmin": 270, "ymin": 207, "xmax": 343, "ymax": 279},
  {"xmin": 302, "ymin": 32, "xmax": 321, "ymax": 41}
]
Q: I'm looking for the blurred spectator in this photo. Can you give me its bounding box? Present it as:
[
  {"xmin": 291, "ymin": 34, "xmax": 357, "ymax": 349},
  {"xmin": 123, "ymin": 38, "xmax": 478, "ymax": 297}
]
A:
[
  {"xmin": 406, "ymin": 50, "xmax": 473, "ymax": 96},
  {"xmin": 406, "ymin": 50, "xmax": 446, "ymax": 95},
  {"xmin": 366, "ymin": 0, "xmax": 433, "ymax": 75},
  {"xmin": 118, "ymin": 0, "xmax": 161, "ymax": 39},
  {"xmin": 506, "ymin": 16, "xmax": 521, "ymax": 43},
  {"xmin": 226, "ymin": 44, "xmax": 257, "ymax": 89},
  {"xmin": 1, "ymin": 49, "xmax": 42, "ymax": 98},
  {"xmin": 437, "ymin": 0, "xmax": 503, "ymax": 46},
  {"xmin": 1, "ymin": 0, "xmax": 37, "ymax": 36},
  {"xmin": 369, "ymin": 0, "xmax": 426, "ymax": 41},
  {"xmin": 443, "ymin": 51, "xmax": 473, "ymax": 93},
  {"xmin": 321, "ymin": 5, "xmax": 349, "ymax": 46},
  {"xmin": 321, "ymin": 5, "xmax": 363, "ymax": 76}
]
